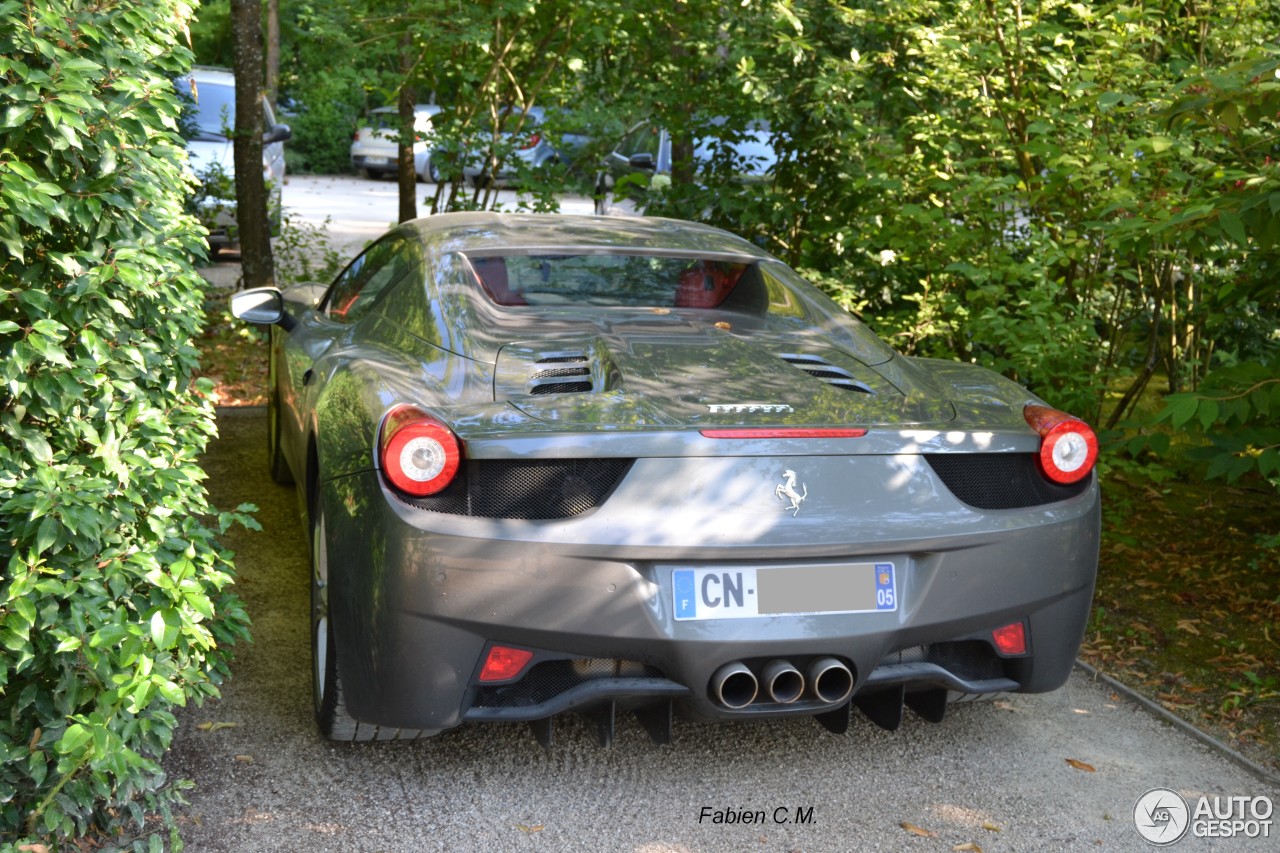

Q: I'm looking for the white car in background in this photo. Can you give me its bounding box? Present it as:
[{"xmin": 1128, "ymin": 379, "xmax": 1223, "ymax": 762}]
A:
[
  {"xmin": 176, "ymin": 66, "xmax": 291, "ymax": 255},
  {"xmin": 350, "ymin": 104, "xmax": 442, "ymax": 182}
]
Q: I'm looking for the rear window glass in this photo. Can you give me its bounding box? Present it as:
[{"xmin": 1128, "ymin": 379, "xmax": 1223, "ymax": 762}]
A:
[{"xmin": 464, "ymin": 254, "xmax": 753, "ymax": 309}]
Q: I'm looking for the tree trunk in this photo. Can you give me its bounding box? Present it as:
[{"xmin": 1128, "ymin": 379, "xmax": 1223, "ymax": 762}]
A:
[
  {"xmin": 230, "ymin": 0, "xmax": 275, "ymax": 290},
  {"xmin": 265, "ymin": 0, "xmax": 280, "ymax": 108},
  {"xmin": 397, "ymin": 32, "xmax": 417, "ymax": 223}
]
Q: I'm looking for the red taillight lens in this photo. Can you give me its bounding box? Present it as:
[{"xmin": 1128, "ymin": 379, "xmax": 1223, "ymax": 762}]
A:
[
  {"xmin": 379, "ymin": 406, "xmax": 461, "ymax": 496},
  {"xmin": 479, "ymin": 645, "xmax": 534, "ymax": 682},
  {"xmin": 520, "ymin": 132, "xmax": 541, "ymax": 150},
  {"xmin": 992, "ymin": 622, "xmax": 1027, "ymax": 656},
  {"xmin": 1024, "ymin": 404, "xmax": 1098, "ymax": 485}
]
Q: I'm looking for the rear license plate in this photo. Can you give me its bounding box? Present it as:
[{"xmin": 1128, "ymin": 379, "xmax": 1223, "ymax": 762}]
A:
[
  {"xmin": 364, "ymin": 156, "xmax": 391, "ymax": 166},
  {"xmin": 672, "ymin": 562, "xmax": 897, "ymax": 621}
]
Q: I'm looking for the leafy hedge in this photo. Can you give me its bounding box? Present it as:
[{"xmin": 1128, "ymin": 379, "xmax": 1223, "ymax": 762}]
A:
[{"xmin": 0, "ymin": 1, "xmax": 250, "ymax": 848}]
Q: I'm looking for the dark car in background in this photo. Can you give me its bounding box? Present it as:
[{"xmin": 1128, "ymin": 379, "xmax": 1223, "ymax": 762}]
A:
[{"xmin": 230, "ymin": 212, "xmax": 1100, "ymax": 745}]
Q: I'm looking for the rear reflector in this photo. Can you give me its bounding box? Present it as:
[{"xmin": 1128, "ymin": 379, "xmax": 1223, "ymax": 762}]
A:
[
  {"xmin": 700, "ymin": 428, "xmax": 868, "ymax": 439},
  {"xmin": 479, "ymin": 646, "xmax": 534, "ymax": 682},
  {"xmin": 992, "ymin": 622, "xmax": 1027, "ymax": 656}
]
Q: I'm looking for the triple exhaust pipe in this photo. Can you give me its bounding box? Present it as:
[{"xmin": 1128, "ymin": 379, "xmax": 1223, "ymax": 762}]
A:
[{"xmin": 710, "ymin": 657, "xmax": 854, "ymax": 709}]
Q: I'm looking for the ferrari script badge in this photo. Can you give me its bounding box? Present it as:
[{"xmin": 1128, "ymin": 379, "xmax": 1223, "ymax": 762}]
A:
[
  {"xmin": 707, "ymin": 403, "xmax": 795, "ymax": 414},
  {"xmin": 775, "ymin": 470, "xmax": 808, "ymax": 516}
]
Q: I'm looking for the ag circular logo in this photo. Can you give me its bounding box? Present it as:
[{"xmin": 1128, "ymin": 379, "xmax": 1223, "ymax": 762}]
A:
[{"xmin": 1134, "ymin": 788, "xmax": 1190, "ymax": 845}]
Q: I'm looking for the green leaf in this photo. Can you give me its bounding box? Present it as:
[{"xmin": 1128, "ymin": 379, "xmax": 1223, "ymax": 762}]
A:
[
  {"xmin": 55, "ymin": 636, "xmax": 82, "ymax": 654},
  {"xmin": 1218, "ymin": 211, "xmax": 1248, "ymax": 246},
  {"xmin": 1163, "ymin": 395, "xmax": 1199, "ymax": 428},
  {"xmin": 57, "ymin": 723, "xmax": 92, "ymax": 755},
  {"xmin": 1196, "ymin": 399, "xmax": 1221, "ymax": 430},
  {"xmin": 149, "ymin": 608, "xmax": 180, "ymax": 650}
]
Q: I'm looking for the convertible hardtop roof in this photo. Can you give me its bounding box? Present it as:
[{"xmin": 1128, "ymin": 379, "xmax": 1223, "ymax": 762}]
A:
[{"xmin": 404, "ymin": 212, "xmax": 773, "ymax": 261}]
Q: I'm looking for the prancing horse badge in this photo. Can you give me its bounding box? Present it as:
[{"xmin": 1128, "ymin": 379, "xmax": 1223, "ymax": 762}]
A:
[{"xmin": 775, "ymin": 470, "xmax": 807, "ymax": 516}]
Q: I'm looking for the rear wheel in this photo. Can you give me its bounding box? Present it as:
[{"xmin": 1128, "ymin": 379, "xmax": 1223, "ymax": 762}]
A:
[
  {"xmin": 311, "ymin": 506, "xmax": 367, "ymax": 740},
  {"xmin": 310, "ymin": 500, "xmax": 430, "ymax": 741},
  {"xmin": 266, "ymin": 348, "xmax": 293, "ymax": 484}
]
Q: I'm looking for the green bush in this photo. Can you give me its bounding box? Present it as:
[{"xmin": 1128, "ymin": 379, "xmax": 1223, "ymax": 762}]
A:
[
  {"xmin": 0, "ymin": 1, "xmax": 251, "ymax": 847},
  {"xmin": 283, "ymin": 67, "xmax": 366, "ymax": 175}
]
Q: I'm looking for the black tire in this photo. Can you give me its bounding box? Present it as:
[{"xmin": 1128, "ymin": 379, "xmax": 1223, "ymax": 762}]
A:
[
  {"xmin": 358, "ymin": 167, "xmax": 381, "ymax": 180},
  {"xmin": 266, "ymin": 346, "xmax": 293, "ymax": 485},
  {"xmin": 427, "ymin": 157, "xmax": 441, "ymax": 183},
  {"xmin": 310, "ymin": 502, "xmax": 430, "ymax": 742}
]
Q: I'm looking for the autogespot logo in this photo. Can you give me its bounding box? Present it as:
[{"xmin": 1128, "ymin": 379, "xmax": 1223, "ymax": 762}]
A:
[{"xmin": 1134, "ymin": 788, "xmax": 1190, "ymax": 846}]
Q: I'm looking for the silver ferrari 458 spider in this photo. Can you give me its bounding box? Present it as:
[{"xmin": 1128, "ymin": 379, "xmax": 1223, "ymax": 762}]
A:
[{"xmin": 231, "ymin": 212, "xmax": 1100, "ymax": 744}]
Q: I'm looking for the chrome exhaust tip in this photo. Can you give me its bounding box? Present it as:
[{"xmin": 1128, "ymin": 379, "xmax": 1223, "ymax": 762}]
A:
[
  {"xmin": 711, "ymin": 662, "xmax": 758, "ymax": 709},
  {"xmin": 808, "ymin": 657, "xmax": 854, "ymax": 705},
  {"xmin": 762, "ymin": 659, "xmax": 804, "ymax": 704}
]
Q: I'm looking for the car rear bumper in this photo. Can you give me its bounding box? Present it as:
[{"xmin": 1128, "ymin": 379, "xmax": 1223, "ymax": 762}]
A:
[{"xmin": 319, "ymin": 453, "xmax": 1100, "ymax": 736}]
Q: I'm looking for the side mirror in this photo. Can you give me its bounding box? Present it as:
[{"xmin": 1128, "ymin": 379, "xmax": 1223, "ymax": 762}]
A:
[
  {"xmin": 627, "ymin": 152, "xmax": 656, "ymax": 171},
  {"xmin": 263, "ymin": 123, "xmax": 292, "ymax": 144},
  {"xmin": 231, "ymin": 287, "xmax": 293, "ymax": 330}
]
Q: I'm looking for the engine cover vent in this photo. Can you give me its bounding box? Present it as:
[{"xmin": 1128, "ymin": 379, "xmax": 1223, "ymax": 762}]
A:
[
  {"xmin": 780, "ymin": 353, "xmax": 874, "ymax": 394},
  {"xmin": 529, "ymin": 351, "xmax": 592, "ymax": 395}
]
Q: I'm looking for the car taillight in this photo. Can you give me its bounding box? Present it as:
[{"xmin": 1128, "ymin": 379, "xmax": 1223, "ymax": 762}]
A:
[
  {"xmin": 520, "ymin": 132, "xmax": 541, "ymax": 150},
  {"xmin": 1023, "ymin": 404, "xmax": 1097, "ymax": 484},
  {"xmin": 992, "ymin": 622, "xmax": 1027, "ymax": 656},
  {"xmin": 478, "ymin": 645, "xmax": 534, "ymax": 682},
  {"xmin": 379, "ymin": 406, "xmax": 461, "ymax": 496}
]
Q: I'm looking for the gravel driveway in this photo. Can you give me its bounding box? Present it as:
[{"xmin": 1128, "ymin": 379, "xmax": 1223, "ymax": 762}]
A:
[{"xmin": 162, "ymin": 408, "xmax": 1277, "ymax": 852}]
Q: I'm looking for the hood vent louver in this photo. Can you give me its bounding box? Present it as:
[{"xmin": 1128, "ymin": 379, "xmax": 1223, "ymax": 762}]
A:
[
  {"xmin": 529, "ymin": 351, "xmax": 593, "ymax": 395},
  {"xmin": 780, "ymin": 353, "xmax": 874, "ymax": 394}
]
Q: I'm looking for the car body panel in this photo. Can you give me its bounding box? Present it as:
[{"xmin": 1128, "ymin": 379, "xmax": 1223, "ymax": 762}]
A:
[
  {"xmin": 350, "ymin": 104, "xmax": 441, "ymax": 179},
  {"xmin": 459, "ymin": 106, "xmax": 589, "ymax": 186},
  {"xmin": 245, "ymin": 211, "xmax": 1100, "ymax": 742},
  {"xmin": 178, "ymin": 67, "xmax": 288, "ymax": 249},
  {"xmin": 599, "ymin": 119, "xmax": 777, "ymax": 189}
]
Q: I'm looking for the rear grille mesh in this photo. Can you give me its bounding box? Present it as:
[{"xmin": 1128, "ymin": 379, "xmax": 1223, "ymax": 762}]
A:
[
  {"xmin": 398, "ymin": 458, "xmax": 634, "ymax": 519},
  {"xmin": 925, "ymin": 453, "xmax": 1090, "ymax": 509},
  {"xmin": 472, "ymin": 659, "xmax": 667, "ymax": 708}
]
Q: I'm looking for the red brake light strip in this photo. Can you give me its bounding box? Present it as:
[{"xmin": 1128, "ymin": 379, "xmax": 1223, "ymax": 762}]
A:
[{"xmin": 699, "ymin": 428, "xmax": 868, "ymax": 439}]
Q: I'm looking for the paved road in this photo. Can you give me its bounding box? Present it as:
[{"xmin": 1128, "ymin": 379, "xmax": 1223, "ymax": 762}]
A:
[{"xmin": 162, "ymin": 408, "xmax": 1277, "ymax": 852}]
